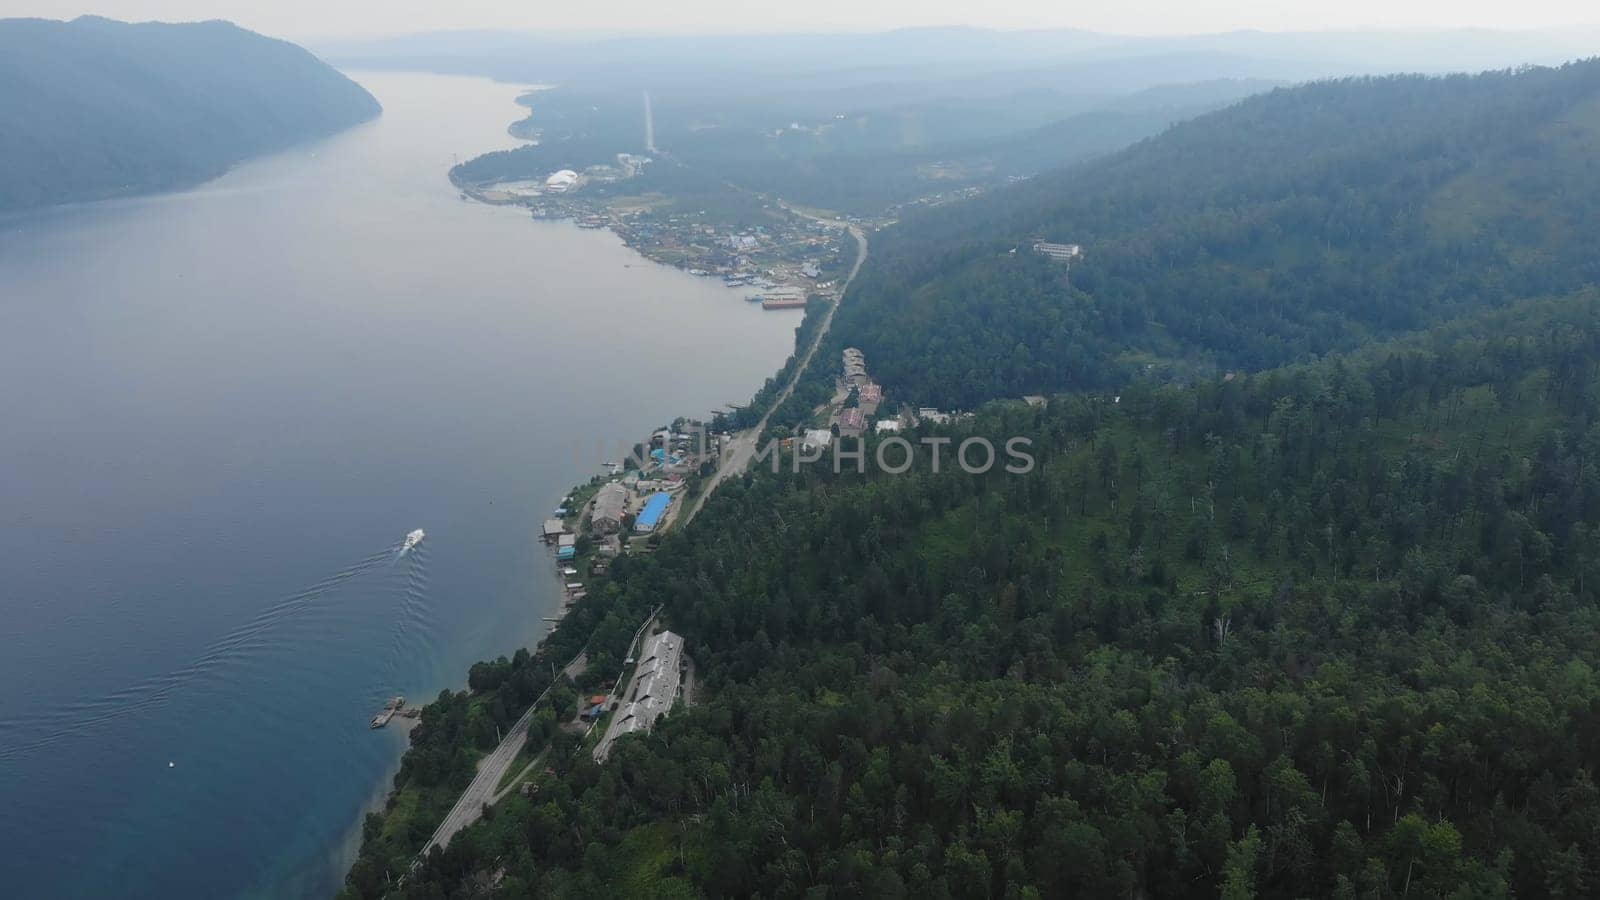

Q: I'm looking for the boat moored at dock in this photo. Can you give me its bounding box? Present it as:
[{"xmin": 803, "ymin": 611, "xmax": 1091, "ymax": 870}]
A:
[{"xmin": 370, "ymin": 696, "xmax": 406, "ymax": 728}]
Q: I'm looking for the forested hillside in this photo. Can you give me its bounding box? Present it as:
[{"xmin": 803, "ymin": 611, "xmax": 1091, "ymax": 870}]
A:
[
  {"xmin": 342, "ymin": 55, "xmax": 1600, "ymax": 900},
  {"xmin": 348, "ymin": 290, "xmax": 1600, "ymax": 898},
  {"xmin": 448, "ymin": 78, "xmax": 1276, "ymax": 215},
  {"xmin": 836, "ymin": 60, "xmax": 1600, "ymax": 406},
  {"xmin": 0, "ymin": 16, "xmax": 380, "ymax": 211}
]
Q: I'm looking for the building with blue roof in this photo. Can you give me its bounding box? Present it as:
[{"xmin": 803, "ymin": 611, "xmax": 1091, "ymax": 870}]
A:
[{"xmin": 634, "ymin": 492, "xmax": 672, "ymax": 533}]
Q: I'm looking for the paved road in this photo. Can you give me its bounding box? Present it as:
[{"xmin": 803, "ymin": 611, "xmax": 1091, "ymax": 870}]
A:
[
  {"xmin": 417, "ymin": 603, "xmax": 660, "ymax": 857},
  {"xmin": 418, "ymin": 208, "xmax": 864, "ymax": 852},
  {"xmin": 683, "ymin": 220, "xmax": 868, "ymax": 525},
  {"xmin": 419, "ymin": 650, "xmax": 587, "ymax": 856}
]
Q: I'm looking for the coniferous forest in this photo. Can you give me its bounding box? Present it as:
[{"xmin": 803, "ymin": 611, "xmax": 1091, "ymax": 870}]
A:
[
  {"xmin": 344, "ymin": 60, "xmax": 1600, "ymax": 900},
  {"xmin": 835, "ymin": 61, "xmax": 1600, "ymax": 407}
]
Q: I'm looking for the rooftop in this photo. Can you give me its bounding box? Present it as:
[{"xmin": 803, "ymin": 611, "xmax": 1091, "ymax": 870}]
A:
[
  {"xmin": 1033, "ymin": 241, "xmax": 1082, "ymax": 262},
  {"xmin": 803, "ymin": 428, "xmax": 833, "ymax": 450},
  {"xmin": 595, "ymin": 630, "xmax": 685, "ymax": 761},
  {"xmin": 592, "ymin": 483, "xmax": 628, "ymax": 523},
  {"xmin": 634, "ymin": 492, "xmax": 673, "ymax": 531}
]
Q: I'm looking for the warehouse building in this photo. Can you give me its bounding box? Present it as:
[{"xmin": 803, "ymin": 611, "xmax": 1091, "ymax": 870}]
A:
[
  {"xmin": 593, "ymin": 629, "xmax": 685, "ymax": 761},
  {"xmin": 590, "ymin": 482, "xmax": 629, "ymax": 533},
  {"xmin": 633, "ymin": 492, "xmax": 673, "ymax": 533}
]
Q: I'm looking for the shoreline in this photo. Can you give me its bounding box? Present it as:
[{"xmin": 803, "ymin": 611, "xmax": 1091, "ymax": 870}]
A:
[
  {"xmin": 334, "ymin": 96, "xmax": 852, "ymax": 896},
  {"xmin": 450, "ymin": 160, "xmax": 855, "ymax": 308}
]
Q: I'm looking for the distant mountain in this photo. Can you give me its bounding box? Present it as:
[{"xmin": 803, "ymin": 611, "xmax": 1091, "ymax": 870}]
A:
[
  {"xmin": 947, "ymin": 79, "xmax": 1281, "ymax": 175},
  {"xmin": 449, "ymin": 73, "xmax": 1276, "ymax": 218},
  {"xmin": 836, "ymin": 59, "xmax": 1600, "ymax": 406},
  {"xmin": 0, "ymin": 17, "xmax": 381, "ymax": 212},
  {"xmin": 317, "ymin": 26, "xmax": 1123, "ymax": 85},
  {"xmin": 641, "ymin": 78, "xmax": 1278, "ymax": 215},
  {"xmin": 317, "ymin": 24, "xmax": 1600, "ymax": 90},
  {"xmin": 1073, "ymin": 26, "xmax": 1600, "ymax": 72}
]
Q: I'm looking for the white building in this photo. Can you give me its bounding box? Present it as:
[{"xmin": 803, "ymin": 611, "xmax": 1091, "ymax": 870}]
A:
[
  {"xmin": 1033, "ymin": 241, "xmax": 1082, "ymax": 262},
  {"xmin": 593, "ymin": 629, "xmax": 685, "ymax": 761},
  {"xmin": 545, "ymin": 169, "xmax": 579, "ymax": 192},
  {"xmin": 803, "ymin": 428, "xmax": 833, "ymax": 451}
]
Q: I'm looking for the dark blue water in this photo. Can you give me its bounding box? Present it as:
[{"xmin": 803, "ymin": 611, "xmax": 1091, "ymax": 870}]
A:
[{"xmin": 0, "ymin": 71, "xmax": 799, "ymax": 898}]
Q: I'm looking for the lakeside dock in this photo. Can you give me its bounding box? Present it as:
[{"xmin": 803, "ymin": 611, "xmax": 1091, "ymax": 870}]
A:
[{"xmin": 369, "ymin": 696, "xmax": 407, "ymax": 729}]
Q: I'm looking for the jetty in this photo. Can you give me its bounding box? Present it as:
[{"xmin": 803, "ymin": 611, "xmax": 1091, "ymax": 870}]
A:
[{"xmin": 370, "ymin": 696, "xmax": 406, "ymax": 729}]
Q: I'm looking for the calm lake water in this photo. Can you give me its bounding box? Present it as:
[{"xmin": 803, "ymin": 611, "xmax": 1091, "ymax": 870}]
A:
[{"xmin": 0, "ymin": 71, "xmax": 799, "ymax": 898}]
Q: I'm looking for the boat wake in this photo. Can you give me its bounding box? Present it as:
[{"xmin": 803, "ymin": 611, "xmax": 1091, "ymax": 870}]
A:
[
  {"xmin": 379, "ymin": 544, "xmax": 436, "ymax": 683},
  {"xmin": 0, "ymin": 539, "xmax": 421, "ymax": 763}
]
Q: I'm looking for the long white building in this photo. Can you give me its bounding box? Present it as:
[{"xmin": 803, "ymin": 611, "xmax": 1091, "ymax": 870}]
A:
[
  {"xmin": 593, "ymin": 629, "xmax": 685, "ymax": 761},
  {"xmin": 1033, "ymin": 241, "xmax": 1082, "ymax": 262}
]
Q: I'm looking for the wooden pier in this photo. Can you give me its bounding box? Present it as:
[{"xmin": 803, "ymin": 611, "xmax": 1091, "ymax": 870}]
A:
[{"xmin": 370, "ymin": 696, "xmax": 406, "ymax": 729}]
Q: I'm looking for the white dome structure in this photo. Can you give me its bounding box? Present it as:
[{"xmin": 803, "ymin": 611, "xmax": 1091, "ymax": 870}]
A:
[{"xmin": 544, "ymin": 169, "xmax": 579, "ymax": 191}]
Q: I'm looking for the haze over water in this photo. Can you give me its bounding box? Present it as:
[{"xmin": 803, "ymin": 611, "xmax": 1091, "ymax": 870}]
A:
[{"xmin": 0, "ymin": 71, "xmax": 800, "ymax": 898}]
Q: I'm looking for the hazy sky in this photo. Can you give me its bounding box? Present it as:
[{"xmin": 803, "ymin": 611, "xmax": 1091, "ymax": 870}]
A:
[{"xmin": 7, "ymin": 0, "xmax": 1600, "ymax": 40}]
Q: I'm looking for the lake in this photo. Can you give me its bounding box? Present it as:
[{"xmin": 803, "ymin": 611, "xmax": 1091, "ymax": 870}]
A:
[{"xmin": 0, "ymin": 71, "xmax": 799, "ymax": 898}]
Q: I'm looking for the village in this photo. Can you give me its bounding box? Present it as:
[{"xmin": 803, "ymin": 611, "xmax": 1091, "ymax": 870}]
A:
[
  {"xmin": 414, "ymin": 254, "xmax": 990, "ymax": 850},
  {"xmin": 472, "ymin": 233, "xmax": 1070, "ymax": 765},
  {"xmin": 462, "ymin": 154, "xmax": 851, "ymax": 311},
  {"xmin": 432, "ymin": 165, "xmax": 988, "ymax": 836},
  {"xmin": 784, "ymin": 345, "xmax": 971, "ymax": 456}
]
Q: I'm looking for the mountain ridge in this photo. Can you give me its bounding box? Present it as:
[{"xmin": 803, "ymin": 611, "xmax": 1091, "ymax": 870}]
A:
[
  {"xmin": 0, "ymin": 16, "xmax": 381, "ymax": 212},
  {"xmin": 833, "ymin": 59, "xmax": 1600, "ymax": 406}
]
